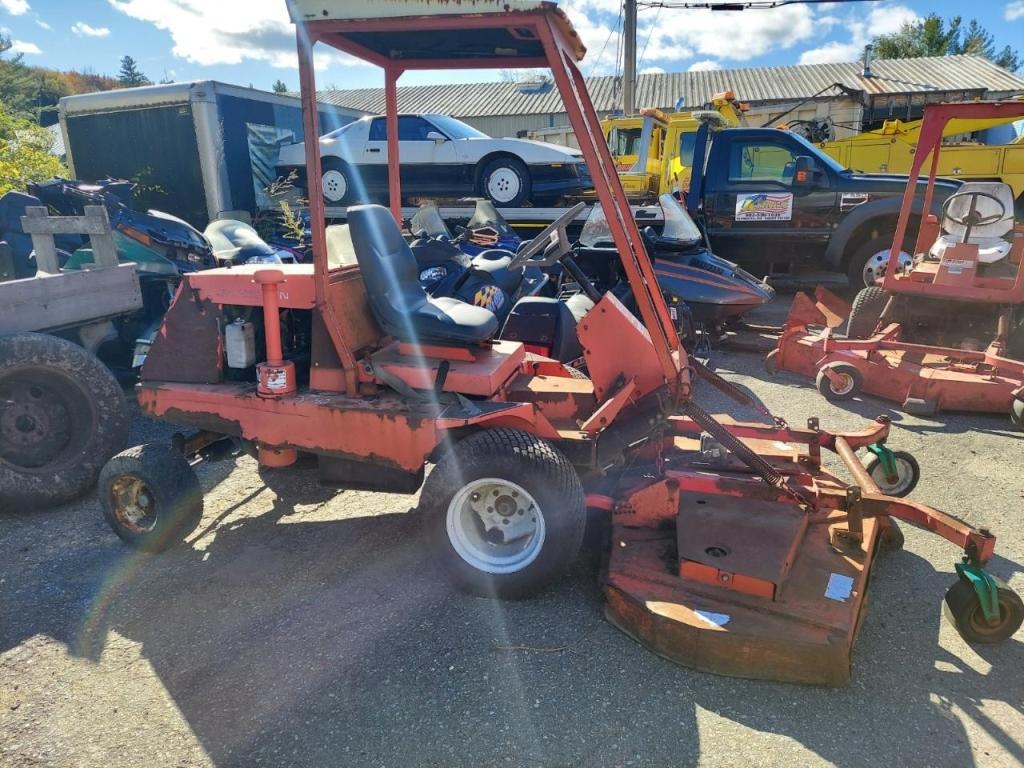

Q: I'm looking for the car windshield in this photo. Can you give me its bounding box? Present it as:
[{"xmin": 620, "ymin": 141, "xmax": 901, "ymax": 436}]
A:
[
  {"xmin": 659, "ymin": 193, "xmax": 702, "ymax": 243},
  {"xmin": 578, "ymin": 203, "xmax": 614, "ymax": 248},
  {"xmin": 409, "ymin": 204, "xmax": 453, "ymax": 239},
  {"xmin": 465, "ymin": 200, "xmax": 515, "ymax": 237},
  {"xmin": 426, "ymin": 115, "xmax": 489, "ymax": 140}
]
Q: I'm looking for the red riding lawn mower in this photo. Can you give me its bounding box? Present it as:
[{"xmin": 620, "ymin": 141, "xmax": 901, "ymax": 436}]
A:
[
  {"xmin": 770, "ymin": 101, "xmax": 1024, "ymax": 429},
  {"xmin": 97, "ymin": 1, "xmax": 1022, "ymax": 686}
]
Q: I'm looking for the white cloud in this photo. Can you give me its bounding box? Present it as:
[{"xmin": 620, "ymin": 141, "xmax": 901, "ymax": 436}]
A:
[
  {"xmin": 0, "ymin": 0, "xmax": 29, "ymax": 16},
  {"xmin": 10, "ymin": 38, "xmax": 39, "ymax": 53},
  {"xmin": 640, "ymin": 65, "xmax": 665, "ymax": 75},
  {"xmin": 35, "ymin": 18, "xmax": 49, "ymax": 30},
  {"xmin": 799, "ymin": 4, "xmax": 920, "ymax": 66},
  {"xmin": 108, "ymin": 0, "xmax": 365, "ymax": 70},
  {"xmin": 72, "ymin": 21, "xmax": 111, "ymax": 37},
  {"xmin": 688, "ymin": 60, "xmax": 721, "ymax": 72},
  {"xmin": 1007, "ymin": 1, "xmax": 1024, "ymax": 21}
]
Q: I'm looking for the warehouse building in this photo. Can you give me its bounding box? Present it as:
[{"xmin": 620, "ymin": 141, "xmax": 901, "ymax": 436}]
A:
[{"xmin": 319, "ymin": 54, "xmax": 1024, "ymax": 142}]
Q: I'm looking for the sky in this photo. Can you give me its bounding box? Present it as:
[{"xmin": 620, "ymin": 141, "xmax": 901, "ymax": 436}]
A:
[{"xmin": 1, "ymin": 0, "xmax": 1022, "ymax": 93}]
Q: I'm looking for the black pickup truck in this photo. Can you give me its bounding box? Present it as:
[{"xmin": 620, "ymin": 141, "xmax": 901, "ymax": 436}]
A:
[{"xmin": 685, "ymin": 125, "xmax": 960, "ymax": 289}]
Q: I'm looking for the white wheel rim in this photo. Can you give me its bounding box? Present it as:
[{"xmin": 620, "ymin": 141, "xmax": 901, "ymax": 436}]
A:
[
  {"xmin": 322, "ymin": 169, "xmax": 347, "ymax": 203},
  {"xmin": 862, "ymin": 249, "xmax": 911, "ymax": 287},
  {"xmin": 486, "ymin": 167, "xmax": 521, "ymax": 204},
  {"xmin": 829, "ymin": 371, "xmax": 856, "ymax": 396},
  {"xmin": 446, "ymin": 477, "xmax": 545, "ymax": 574},
  {"xmin": 870, "ymin": 456, "xmax": 914, "ymax": 496}
]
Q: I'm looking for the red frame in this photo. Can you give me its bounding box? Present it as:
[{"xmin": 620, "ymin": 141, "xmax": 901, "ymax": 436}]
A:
[
  {"xmin": 882, "ymin": 100, "xmax": 1024, "ymax": 303},
  {"xmin": 293, "ymin": 7, "xmax": 685, "ymax": 388}
]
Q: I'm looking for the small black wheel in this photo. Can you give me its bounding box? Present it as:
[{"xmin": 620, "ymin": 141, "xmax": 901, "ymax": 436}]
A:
[
  {"xmin": 815, "ymin": 362, "xmax": 862, "ymax": 401},
  {"xmin": 479, "ymin": 156, "xmax": 532, "ymax": 208},
  {"xmin": 764, "ymin": 348, "xmax": 779, "ymax": 375},
  {"xmin": 0, "ymin": 332, "xmax": 129, "ymax": 508},
  {"xmin": 944, "ymin": 577, "xmax": 1024, "ymax": 644},
  {"xmin": 320, "ymin": 157, "xmax": 358, "ymax": 206},
  {"xmin": 420, "ymin": 428, "xmax": 586, "ymax": 599},
  {"xmin": 846, "ymin": 286, "xmax": 887, "ymax": 339},
  {"xmin": 1011, "ymin": 398, "xmax": 1023, "ymax": 431},
  {"xmin": 863, "ymin": 450, "xmax": 920, "ymax": 497},
  {"xmin": 99, "ymin": 443, "xmax": 203, "ymax": 552},
  {"xmin": 878, "ymin": 519, "xmax": 904, "ymax": 552}
]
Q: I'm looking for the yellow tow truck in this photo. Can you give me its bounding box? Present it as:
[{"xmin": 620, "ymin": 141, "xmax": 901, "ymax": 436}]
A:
[
  {"xmin": 812, "ymin": 109, "xmax": 1024, "ymax": 203},
  {"xmin": 599, "ymin": 91, "xmax": 748, "ymax": 201}
]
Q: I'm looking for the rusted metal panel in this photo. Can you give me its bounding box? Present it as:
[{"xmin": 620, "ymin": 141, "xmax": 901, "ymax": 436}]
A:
[
  {"xmin": 189, "ymin": 263, "xmax": 317, "ymax": 309},
  {"xmin": 140, "ymin": 282, "xmax": 224, "ymax": 384}
]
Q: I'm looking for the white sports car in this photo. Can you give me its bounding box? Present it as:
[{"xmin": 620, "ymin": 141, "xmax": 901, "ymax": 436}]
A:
[{"xmin": 277, "ymin": 113, "xmax": 592, "ymax": 208}]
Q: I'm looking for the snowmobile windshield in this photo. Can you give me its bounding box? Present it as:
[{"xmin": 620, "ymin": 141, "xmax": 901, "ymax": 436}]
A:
[
  {"xmin": 465, "ymin": 200, "xmax": 515, "ymax": 238},
  {"xmin": 409, "ymin": 204, "xmax": 453, "ymax": 239},
  {"xmin": 578, "ymin": 203, "xmax": 614, "ymax": 249},
  {"xmin": 659, "ymin": 193, "xmax": 702, "ymax": 244}
]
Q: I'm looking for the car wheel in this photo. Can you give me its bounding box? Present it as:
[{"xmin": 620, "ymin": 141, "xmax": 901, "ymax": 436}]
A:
[
  {"xmin": 480, "ymin": 156, "xmax": 531, "ymax": 208},
  {"xmin": 847, "ymin": 237, "xmax": 912, "ymax": 291},
  {"xmin": 320, "ymin": 158, "xmax": 356, "ymax": 206}
]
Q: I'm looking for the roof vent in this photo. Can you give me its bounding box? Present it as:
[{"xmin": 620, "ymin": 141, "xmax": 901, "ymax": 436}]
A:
[{"xmin": 862, "ymin": 45, "xmax": 874, "ymax": 78}]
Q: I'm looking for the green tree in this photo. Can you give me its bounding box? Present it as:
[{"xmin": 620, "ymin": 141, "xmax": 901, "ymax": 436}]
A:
[
  {"xmin": 117, "ymin": 55, "xmax": 151, "ymax": 87},
  {"xmin": 0, "ymin": 34, "xmax": 38, "ymax": 118},
  {"xmin": 0, "ymin": 107, "xmax": 66, "ymax": 195},
  {"xmin": 272, "ymin": 79, "xmax": 288, "ymax": 94},
  {"xmin": 874, "ymin": 15, "xmax": 1020, "ymax": 72}
]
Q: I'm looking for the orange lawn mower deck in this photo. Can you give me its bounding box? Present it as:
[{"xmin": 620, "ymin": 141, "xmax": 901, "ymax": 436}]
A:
[
  {"xmin": 96, "ymin": 1, "xmax": 1023, "ymax": 687},
  {"xmin": 769, "ymin": 101, "xmax": 1024, "ymax": 429}
]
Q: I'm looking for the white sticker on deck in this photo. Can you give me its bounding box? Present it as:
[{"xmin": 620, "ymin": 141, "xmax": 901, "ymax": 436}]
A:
[
  {"xmin": 694, "ymin": 610, "xmax": 731, "ymax": 627},
  {"xmin": 825, "ymin": 573, "xmax": 855, "ymax": 602}
]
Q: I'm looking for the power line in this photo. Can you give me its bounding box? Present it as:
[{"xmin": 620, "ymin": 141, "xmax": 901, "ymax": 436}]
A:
[
  {"xmin": 637, "ymin": 0, "xmax": 879, "ymax": 9},
  {"xmin": 637, "ymin": 5, "xmax": 663, "ymax": 71},
  {"xmin": 588, "ymin": 1, "xmax": 624, "ymax": 77}
]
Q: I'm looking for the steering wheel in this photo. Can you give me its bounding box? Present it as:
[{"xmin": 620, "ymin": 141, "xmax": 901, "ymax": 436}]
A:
[
  {"xmin": 507, "ymin": 202, "xmax": 587, "ymax": 270},
  {"xmin": 941, "ymin": 190, "xmax": 1006, "ymax": 230}
]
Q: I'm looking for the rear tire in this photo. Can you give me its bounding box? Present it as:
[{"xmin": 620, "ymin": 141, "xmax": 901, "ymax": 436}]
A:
[
  {"xmin": 846, "ymin": 237, "xmax": 911, "ymax": 292},
  {"xmin": 99, "ymin": 442, "xmax": 203, "ymax": 552},
  {"xmin": 816, "ymin": 362, "xmax": 862, "ymax": 401},
  {"xmin": 320, "ymin": 157, "xmax": 358, "ymax": 206},
  {"xmin": 1011, "ymin": 398, "xmax": 1024, "ymax": 431},
  {"xmin": 480, "ymin": 156, "xmax": 531, "ymax": 208},
  {"xmin": 420, "ymin": 428, "xmax": 585, "ymax": 599},
  {"xmin": 846, "ymin": 286, "xmax": 887, "ymax": 340},
  {"xmin": 0, "ymin": 332, "xmax": 129, "ymax": 508}
]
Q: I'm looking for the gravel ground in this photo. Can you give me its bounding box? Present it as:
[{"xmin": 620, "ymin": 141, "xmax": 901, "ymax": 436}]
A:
[{"xmin": 2, "ymin": 297, "xmax": 1023, "ymax": 768}]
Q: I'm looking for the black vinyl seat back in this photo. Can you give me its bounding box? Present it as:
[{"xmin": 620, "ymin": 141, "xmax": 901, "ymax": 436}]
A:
[{"xmin": 347, "ymin": 204, "xmax": 499, "ymax": 345}]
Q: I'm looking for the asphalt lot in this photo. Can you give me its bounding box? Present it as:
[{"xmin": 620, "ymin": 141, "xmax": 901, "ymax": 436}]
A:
[{"xmin": 2, "ymin": 296, "xmax": 1023, "ymax": 768}]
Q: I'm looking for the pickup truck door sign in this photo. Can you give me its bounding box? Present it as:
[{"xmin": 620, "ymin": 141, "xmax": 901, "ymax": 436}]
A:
[{"xmin": 734, "ymin": 192, "xmax": 793, "ymax": 222}]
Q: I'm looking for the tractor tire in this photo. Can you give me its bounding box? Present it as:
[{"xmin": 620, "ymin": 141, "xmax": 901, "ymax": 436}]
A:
[
  {"xmin": 0, "ymin": 332, "xmax": 129, "ymax": 509},
  {"xmin": 99, "ymin": 442, "xmax": 203, "ymax": 552},
  {"xmin": 320, "ymin": 157, "xmax": 359, "ymax": 206},
  {"xmin": 420, "ymin": 428, "xmax": 586, "ymax": 599},
  {"xmin": 815, "ymin": 362, "xmax": 862, "ymax": 402},
  {"xmin": 1011, "ymin": 398, "xmax": 1024, "ymax": 431},
  {"xmin": 863, "ymin": 449, "xmax": 920, "ymax": 497},
  {"xmin": 479, "ymin": 156, "xmax": 532, "ymax": 208},
  {"xmin": 943, "ymin": 576, "xmax": 1024, "ymax": 645},
  {"xmin": 846, "ymin": 286, "xmax": 888, "ymax": 340}
]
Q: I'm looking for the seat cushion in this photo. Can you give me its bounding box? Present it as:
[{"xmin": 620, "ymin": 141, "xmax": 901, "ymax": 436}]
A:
[
  {"xmin": 929, "ymin": 234, "xmax": 1011, "ymax": 265},
  {"xmin": 471, "ymin": 249, "xmax": 521, "ymax": 294},
  {"xmin": 418, "ymin": 296, "xmax": 498, "ymax": 343}
]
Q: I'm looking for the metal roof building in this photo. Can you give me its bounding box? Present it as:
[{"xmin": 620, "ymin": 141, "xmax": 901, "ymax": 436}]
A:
[{"xmin": 319, "ymin": 54, "xmax": 1024, "ymax": 139}]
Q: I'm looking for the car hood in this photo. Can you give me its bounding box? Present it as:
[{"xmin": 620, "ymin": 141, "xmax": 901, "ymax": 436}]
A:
[
  {"xmin": 838, "ymin": 171, "xmax": 961, "ymax": 195},
  {"xmin": 463, "ymin": 137, "xmax": 584, "ymax": 161}
]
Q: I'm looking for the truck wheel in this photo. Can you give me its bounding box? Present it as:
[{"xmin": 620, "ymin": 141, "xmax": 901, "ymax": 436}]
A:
[
  {"xmin": 480, "ymin": 156, "xmax": 531, "ymax": 207},
  {"xmin": 847, "ymin": 237, "xmax": 912, "ymax": 291},
  {"xmin": 846, "ymin": 287, "xmax": 887, "ymax": 339},
  {"xmin": 944, "ymin": 576, "xmax": 1024, "ymax": 645},
  {"xmin": 1011, "ymin": 398, "xmax": 1024, "ymax": 431},
  {"xmin": 320, "ymin": 158, "xmax": 357, "ymax": 206},
  {"xmin": 863, "ymin": 449, "xmax": 920, "ymax": 497},
  {"xmin": 99, "ymin": 443, "xmax": 203, "ymax": 552},
  {"xmin": 0, "ymin": 332, "xmax": 129, "ymax": 508},
  {"xmin": 815, "ymin": 362, "xmax": 862, "ymax": 401},
  {"xmin": 420, "ymin": 428, "xmax": 586, "ymax": 599}
]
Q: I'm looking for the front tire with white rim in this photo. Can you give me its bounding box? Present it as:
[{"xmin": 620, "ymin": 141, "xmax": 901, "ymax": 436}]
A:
[
  {"xmin": 421, "ymin": 428, "xmax": 585, "ymax": 599},
  {"xmin": 847, "ymin": 236, "xmax": 913, "ymax": 291},
  {"xmin": 480, "ymin": 156, "xmax": 532, "ymax": 208}
]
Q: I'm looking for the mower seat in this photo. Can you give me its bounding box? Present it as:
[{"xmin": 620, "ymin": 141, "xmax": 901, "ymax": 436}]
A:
[
  {"xmin": 930, "ymin": 182, "xmax": 1014, "ymax": 265},
  {"xmin": 348, "ymin": 204, "xmax": 498, "ymax": 344}
]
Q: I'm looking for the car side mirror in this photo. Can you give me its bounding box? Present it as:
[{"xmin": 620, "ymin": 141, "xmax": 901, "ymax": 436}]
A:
[
  {"xmin": 426, "ymin": 131, "xmax": 447, "ymax": 143},
  {"xmin": 791, "ymin": 155, "xmax": 818, "ymax": 187}
]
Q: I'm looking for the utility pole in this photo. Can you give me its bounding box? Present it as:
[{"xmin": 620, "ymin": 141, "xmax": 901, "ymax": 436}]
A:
[{"xmin": 623, "ymin": 0, "xmax": 637, "ymax": 116}]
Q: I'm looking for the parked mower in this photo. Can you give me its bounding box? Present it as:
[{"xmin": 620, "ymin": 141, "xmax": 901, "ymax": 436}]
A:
[
  {"xmin": 97, "ymin": 1, "xmax": 1021, "ymax": 686},
  {"xmin": 769, "ymin": 101, "xmax": 1024, "ymax": 429}
]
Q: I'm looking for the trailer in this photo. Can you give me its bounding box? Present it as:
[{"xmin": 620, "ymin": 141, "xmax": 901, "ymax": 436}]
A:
[{"xmin": 59, "ymin": 81, "xmax": 367, "ymax": 228}]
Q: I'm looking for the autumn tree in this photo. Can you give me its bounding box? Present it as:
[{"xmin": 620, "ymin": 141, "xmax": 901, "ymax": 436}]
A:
[{"xmin": 0, "ymin": 107, "xmax": 66, "ymax": 195}]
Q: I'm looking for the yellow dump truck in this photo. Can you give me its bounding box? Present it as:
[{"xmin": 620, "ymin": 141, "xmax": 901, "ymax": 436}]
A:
[
  {"xmin": 813, "ymin": 111, "xmax": 1024, "ymax": 203},
  {"xmin": 599, "ymin": 91, "xmax": 748, "ymax": 200}
]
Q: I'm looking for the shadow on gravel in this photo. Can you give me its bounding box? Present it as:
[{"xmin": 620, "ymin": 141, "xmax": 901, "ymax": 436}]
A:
[{"xmin": 3, "ymin": 460, "xmax": 1023, "ymax": 768}]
